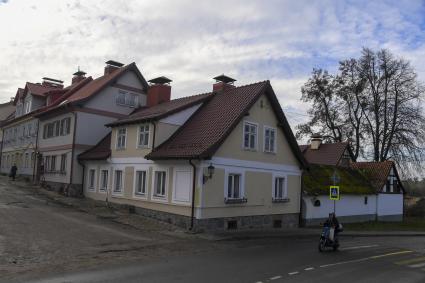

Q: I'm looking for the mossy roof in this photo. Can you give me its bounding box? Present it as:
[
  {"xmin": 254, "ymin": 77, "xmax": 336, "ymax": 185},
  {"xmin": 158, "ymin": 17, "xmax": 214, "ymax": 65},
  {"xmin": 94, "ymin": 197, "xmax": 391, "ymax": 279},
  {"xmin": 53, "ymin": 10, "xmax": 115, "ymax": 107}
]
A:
[{"xmin": 303, "ymin": 164, "xmax": 375, "ymax": 195}]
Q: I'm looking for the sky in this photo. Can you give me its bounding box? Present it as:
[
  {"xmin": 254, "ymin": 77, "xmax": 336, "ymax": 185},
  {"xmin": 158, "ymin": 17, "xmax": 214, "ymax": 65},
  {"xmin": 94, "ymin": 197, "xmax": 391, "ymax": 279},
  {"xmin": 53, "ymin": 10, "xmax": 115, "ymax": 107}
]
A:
[{"xmin": 1, "ymin": 0, "xmax": 425, "ymax": 129}]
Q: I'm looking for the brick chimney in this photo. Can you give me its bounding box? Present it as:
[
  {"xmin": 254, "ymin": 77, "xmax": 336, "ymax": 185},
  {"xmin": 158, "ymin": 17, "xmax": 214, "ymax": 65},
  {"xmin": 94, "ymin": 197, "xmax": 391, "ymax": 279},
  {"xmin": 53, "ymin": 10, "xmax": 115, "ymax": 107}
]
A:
[
  {"xmin": 310, "ymin": 134, "xmax": 323, "ymax": 150},
  {"xmin": 147, "ymin": 76, "xmax": 172, "ymax": 107},
  {"xmin": 72, "ymin": 69, "xmax": 86, "ymax": 85},
  {"xmin": 42, "ymin": 77, "xmax": 64, "ymax": 89},
  {"xmin": 213, "ymin": 74, "xmax": 236, "ymax": 92},
  {"xmin": 104, "ymin": 60, "xmax": 124, "ymax": 75}
]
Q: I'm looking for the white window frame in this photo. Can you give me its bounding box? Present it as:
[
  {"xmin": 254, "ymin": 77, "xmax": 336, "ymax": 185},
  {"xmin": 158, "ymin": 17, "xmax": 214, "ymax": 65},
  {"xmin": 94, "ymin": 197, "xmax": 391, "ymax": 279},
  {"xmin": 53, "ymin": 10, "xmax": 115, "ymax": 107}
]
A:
[
  {"xmin": 272, "ymin": 175, "xmax": 288, "ymax": 201},
  {"xmin": 224, "ymin": 169, "xmax": 245, "ymax": 201},
  {"xmin": 137, "ymin": 124, "xmax": 150, "ymax": 149},
  {"xmin": 134, "ymin": 170, "xmax": 148, "ymax": 197},
  {"xmin": 151, "ymin": 168, "xmax": 168, "ymax": 201},
  {"xmin": 263, "ymin": 126, "xmax": 277, "ymax": 153},
  {"xmin": 116, "ymin": 128, "xmax": 127, "ymax": 150},
  {"xmin": 88, "ymin": 168, "xmax": 96, "ymax": 191},
  {"xmin": 242, "ymin": 121, "xmax": 258, "ymax": 151},
  {"xmin": 113, "ymin": 169, "xmax": 124, "ymax": 195},
  {"xmin": 99, "ymin": 169, "xmax": 109, "ymax": 192}
]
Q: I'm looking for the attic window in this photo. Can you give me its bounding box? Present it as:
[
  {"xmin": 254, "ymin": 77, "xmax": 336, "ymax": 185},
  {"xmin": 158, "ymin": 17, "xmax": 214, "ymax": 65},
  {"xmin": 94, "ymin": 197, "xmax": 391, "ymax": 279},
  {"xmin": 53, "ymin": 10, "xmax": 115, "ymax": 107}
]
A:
[{"xmin": 314, "ymin": 199, "xmax": 321, "ymax": 207}]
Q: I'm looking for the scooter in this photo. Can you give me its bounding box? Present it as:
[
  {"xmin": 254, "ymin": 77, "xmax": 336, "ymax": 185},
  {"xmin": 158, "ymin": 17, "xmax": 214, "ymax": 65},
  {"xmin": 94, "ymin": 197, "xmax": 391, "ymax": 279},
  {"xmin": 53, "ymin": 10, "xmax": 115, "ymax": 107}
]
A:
[{"xmin": 318, "ymin": 224, "xmax": 341, "ymax": 252}]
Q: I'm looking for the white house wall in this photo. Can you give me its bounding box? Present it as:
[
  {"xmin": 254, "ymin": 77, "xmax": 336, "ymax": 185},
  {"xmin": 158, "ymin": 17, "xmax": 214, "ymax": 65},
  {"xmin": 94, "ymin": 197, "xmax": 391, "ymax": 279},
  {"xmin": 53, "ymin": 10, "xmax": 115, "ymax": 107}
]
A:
[
  {"xmin": 303, "ymin": 195, "xmax": 377, "ymax": 225},
  {"xmin": 377, "ymin": 193, "xmax": 403, "ymax": 220}
]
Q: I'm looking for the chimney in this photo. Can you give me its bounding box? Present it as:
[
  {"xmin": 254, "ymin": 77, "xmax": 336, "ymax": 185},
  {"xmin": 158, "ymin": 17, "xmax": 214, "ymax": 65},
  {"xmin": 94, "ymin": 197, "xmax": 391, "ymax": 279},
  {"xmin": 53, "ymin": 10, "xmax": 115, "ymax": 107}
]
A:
[
  {"xmin": 104, "ymin": 60, "xmax": 124, "ymax": 75},
  {"xmin": 213, "ymin": 74, "xmax": 236, "ymax": 92},
  {"xmin": 72, "ymin": 68, "xmax": 87, "ymax": 85},
  {"xmin": 310, "ymin": 134, "xmax": 323, "ymax": 150},
  {"xmin": 147, "ymin": 76, "xmax": 172, "ymax": 107},
  {"xmin": 42, "ymin": 77, "xmax": 64, "ymax": 89}
]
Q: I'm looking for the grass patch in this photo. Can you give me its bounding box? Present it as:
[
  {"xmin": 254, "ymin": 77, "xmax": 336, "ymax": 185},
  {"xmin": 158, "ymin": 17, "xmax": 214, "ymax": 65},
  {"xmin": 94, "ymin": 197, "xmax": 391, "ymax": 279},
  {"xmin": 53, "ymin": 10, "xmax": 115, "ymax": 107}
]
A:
[{"xmin": 344, "ymin": 217, "xmax": 425, "ymax": 231}]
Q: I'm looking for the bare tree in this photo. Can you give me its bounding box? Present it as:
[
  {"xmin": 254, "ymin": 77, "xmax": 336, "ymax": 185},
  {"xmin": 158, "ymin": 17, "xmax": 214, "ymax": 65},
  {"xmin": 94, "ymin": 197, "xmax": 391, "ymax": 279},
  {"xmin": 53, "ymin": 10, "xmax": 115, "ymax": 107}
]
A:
[{"xmin": 297, "ymin": 48, "xmax": 425, "ymax": 174}]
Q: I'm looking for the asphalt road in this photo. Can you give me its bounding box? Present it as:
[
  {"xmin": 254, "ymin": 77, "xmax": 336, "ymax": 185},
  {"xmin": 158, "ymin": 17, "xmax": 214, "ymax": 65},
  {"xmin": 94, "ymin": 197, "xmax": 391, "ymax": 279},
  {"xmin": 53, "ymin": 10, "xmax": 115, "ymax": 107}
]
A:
[
  {"xmin": 19, "ymin": 235, "xmax": 425, "ymax": 283},
  {"xmin": 1, "ymin": 177, "xmax": 425, "ymax": 283}
]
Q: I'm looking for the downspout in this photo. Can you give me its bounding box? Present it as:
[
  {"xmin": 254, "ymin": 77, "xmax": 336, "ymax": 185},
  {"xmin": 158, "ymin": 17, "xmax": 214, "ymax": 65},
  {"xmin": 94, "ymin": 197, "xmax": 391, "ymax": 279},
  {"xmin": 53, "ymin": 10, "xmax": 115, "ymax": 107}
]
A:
[
  {"xmin": 189, "ymin": 159, "xmax": 197, "ymax": 231},
  {"xmin": 0, "ymin": 129, "xmax": 4, "ymax": 170},
  {"xmin": 77, "ymin": 158, "xmax": 86, "ymax": 198},
  {"xmin": 32, "ymin": 120, "xmax": 39, "ymax": 182},
  {"xmin": 151, "ymin": 121, "xmax": 156, "ymax": 150},
  {"xmin": 68, "ymin": 111, "xmax": 77, "ymax": 195},
  {"xmin": 299, "ymin": 172, "xmax": 304, "ymax": 227}
]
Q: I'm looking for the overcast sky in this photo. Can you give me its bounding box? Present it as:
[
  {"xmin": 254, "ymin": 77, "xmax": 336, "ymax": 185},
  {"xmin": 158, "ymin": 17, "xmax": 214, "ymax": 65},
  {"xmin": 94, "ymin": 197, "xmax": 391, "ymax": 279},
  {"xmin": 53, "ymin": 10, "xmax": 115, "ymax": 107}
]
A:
[{"xmin": 1, "ymin": 0, "xmax": 424, "ymax": 128}]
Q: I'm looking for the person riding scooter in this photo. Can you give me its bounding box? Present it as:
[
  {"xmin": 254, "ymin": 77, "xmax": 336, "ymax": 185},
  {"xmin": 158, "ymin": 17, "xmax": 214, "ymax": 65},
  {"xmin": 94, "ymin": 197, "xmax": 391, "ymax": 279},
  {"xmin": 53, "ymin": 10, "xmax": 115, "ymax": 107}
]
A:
[{"xmin": 319, "ymin": 213, "xmax": 343, "ymax": 252}]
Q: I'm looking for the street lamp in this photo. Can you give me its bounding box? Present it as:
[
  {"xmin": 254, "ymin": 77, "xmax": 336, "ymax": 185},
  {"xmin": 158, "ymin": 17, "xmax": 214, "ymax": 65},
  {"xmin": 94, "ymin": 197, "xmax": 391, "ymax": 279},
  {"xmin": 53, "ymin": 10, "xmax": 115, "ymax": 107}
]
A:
[{"xmin": 203, "ymin": 163, "xmax": 215, "ymax": 184}]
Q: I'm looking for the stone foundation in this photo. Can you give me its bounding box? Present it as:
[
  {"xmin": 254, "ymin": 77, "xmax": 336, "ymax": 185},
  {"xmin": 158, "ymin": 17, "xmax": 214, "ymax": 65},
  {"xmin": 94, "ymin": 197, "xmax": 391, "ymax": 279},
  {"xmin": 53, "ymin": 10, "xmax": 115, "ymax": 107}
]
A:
[
  {"xmin": 303, "ymin": 214, "xmax": 377, "ymax": 226},
  {"xmin": 112, "ymin": 204, "xmax": 299, "ymax": 231},
  {"xmin": 41, "ymin": 180, "xmax": 83, "ymax": 197}
]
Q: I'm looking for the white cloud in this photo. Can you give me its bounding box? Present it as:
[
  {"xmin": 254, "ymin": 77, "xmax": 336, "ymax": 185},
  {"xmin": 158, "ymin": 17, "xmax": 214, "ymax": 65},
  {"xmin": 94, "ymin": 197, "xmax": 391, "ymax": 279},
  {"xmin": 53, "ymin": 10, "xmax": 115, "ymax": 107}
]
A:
[{"xmin": 0, "ymin": 0, "xmax": 424, "ymax": 133}]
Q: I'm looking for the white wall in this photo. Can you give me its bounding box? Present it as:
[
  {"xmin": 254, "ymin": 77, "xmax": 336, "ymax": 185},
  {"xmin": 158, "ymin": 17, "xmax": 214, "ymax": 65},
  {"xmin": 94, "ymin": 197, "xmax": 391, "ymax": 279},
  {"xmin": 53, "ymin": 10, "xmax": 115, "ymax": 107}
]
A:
[
  {"xmin": 304, "ymin": 195, "xmax": 377, "ymax": 220},
  {"xmin": 84, "ymin": 72, "xmax": 147, "ymax": 113},
  {"xmin": 377, "ymin": 194, "xmax": 403, "ymax": 216},
  {"xmin": 38, "ymin": 113, "xmax": 75, "ymax": 148}
]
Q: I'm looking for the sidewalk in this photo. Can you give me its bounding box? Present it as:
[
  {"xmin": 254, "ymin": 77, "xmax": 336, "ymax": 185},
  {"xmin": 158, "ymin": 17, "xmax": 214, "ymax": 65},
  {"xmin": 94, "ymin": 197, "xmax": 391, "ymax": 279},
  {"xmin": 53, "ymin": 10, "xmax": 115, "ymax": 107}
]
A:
[{"xmin": 8, "ymin": 177, "xmax": 425, "ymax": 241}]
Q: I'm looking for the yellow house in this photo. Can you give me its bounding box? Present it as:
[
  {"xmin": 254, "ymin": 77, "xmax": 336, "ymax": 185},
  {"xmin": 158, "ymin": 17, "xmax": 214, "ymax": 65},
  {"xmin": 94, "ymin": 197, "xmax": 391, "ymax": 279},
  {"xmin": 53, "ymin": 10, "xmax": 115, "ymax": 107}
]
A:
[{"xmin": 79, "ymin": 76, "xmax": 307, "ymax": 231}]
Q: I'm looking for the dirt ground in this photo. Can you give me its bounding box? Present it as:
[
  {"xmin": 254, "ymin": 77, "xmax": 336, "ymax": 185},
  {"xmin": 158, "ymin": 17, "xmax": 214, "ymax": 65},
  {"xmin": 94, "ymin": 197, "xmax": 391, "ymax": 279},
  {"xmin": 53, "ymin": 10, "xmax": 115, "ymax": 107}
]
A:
[{"xmin": 0, "ymin": 176, "xmax": 224, "ymax": 282}]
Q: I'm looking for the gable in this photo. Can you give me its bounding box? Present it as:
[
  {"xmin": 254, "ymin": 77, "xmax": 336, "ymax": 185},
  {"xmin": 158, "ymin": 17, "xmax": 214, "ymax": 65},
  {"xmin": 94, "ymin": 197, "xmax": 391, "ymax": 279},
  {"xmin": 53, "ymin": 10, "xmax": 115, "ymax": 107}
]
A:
[{"xmin": 214, "ymin": 93, "xmax": 299, "ymax": 166}]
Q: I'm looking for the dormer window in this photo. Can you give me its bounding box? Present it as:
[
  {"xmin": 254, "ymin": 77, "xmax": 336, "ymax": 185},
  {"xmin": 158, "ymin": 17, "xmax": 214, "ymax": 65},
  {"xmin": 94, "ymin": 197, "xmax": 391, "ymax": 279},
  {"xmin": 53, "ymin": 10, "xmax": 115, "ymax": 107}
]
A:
[
  {"xmin": 264, "ymin": 126, "xmax": 276, "ymax": 153},
  {"xmin": 138, "ymin": 124, "xmax": 150, "ymax": 148},
  {"xmin": 116, "ymin": 90, "xmax": 137, "ymax": 107}
]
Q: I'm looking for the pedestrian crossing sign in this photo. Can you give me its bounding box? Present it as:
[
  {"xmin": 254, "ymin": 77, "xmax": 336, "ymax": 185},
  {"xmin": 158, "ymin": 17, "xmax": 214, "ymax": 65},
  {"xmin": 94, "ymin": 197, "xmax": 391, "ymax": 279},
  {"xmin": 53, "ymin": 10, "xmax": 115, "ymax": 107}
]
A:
[{"xmin": 330, "ymin": 186, "xmax": 340, "ymax": 200}]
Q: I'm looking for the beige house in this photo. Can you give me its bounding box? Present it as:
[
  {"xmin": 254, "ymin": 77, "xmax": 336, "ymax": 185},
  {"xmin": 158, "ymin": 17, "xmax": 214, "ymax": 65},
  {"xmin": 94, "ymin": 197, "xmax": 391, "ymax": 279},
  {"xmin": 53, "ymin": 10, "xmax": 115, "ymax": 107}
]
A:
[{"xmin": 79, "ymin": 76, "xmax": 307, "ymax": 231}]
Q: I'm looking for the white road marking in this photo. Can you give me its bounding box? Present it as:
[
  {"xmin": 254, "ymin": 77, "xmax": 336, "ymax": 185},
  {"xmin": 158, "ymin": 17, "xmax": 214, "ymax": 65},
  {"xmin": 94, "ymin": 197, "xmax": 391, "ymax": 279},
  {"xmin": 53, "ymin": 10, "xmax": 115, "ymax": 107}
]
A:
[
  {"xmin": 270, "ymin": 275, "xmax": 282, "ymax": 280},
  {"xmin": 320, "ymin": 250, "xmax": 413, "ymax": 268},
  {"xmin": 340, "ymin": 244, "xmax": 379, "ymax": 251},
  {"xmin": 304, "ymin": 267, "xmax": 314, "ymax": 271},
  {"xmin": 288, "ymin": 271, "xmax": 299, "ymax": 276},
  {"xmin": 409, "ymin": 262, "xmax": 425, "ymax": 268},
  {"xmin": 320, "ymin": 257, "xmax": 370, "ymax": 268}
]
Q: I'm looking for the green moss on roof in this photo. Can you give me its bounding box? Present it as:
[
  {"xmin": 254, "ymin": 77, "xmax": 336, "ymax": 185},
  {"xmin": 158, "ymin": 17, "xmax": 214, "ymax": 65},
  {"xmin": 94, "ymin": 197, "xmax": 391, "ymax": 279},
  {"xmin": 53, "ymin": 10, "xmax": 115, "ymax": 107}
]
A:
[{"xmin": 303, "ymin": 164, "xmax": 375, "ymax": 195}]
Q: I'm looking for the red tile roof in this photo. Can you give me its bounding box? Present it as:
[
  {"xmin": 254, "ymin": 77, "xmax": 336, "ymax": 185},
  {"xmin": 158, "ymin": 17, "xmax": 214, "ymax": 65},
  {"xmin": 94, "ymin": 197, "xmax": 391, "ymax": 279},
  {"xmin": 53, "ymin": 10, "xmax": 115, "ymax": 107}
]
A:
[
  {"xmin": 78, "ymin": 133, "xmax": 111, "ymax": 160},
  {"xmin": 107, "ymin": 92, "xmax": 212, "ymax": 127},
  {"xmin": 36, "ymin": 62, "xmax": 148, "ymax": 117},
  {"xmin": 351, "ymin": 161, "xmax": 404, "ymax": 192},
  {"xmin": 299, "ymin": 142, "xmax": 348, "ymax": 166},
  {"xmin": 146, "ymin": 81, "xmax": 307, "ymax": 167},
  {"xmin": 26, "ymin": 82, "xmax": 59, "ymax": 97}
]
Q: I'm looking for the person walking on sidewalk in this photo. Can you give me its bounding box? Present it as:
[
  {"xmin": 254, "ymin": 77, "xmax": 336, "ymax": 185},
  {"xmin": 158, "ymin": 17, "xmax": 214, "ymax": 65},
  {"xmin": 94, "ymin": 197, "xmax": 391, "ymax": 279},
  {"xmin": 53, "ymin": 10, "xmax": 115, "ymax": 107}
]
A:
[{"xmin": 10, "ymin": 164, "xmax": 17, "ymax": 181}]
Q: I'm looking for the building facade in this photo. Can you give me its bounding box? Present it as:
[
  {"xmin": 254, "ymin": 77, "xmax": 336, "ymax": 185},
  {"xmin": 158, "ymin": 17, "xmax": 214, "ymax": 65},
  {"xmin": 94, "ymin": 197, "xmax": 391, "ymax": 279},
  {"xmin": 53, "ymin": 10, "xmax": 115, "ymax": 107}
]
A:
[{"xmin": 80, "ymin": 77, "xmax": 307, "ymax": 231}]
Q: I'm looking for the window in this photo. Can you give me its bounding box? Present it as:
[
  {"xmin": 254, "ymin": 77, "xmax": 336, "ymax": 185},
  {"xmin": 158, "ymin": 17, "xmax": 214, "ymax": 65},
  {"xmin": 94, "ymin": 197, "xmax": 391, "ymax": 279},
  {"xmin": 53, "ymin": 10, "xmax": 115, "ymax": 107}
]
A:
[
  {"xmin": 116, "ymin": 128, "xmax": 127, "ymax": 149},
  {"xmin": 88, "ymin": 169, "xmax": 96, "ymax": 191},
  {"xmin": 54, "ymin": 121, "xmax": 60, "ymax": 137},
  {"xmin": 100, "ymin": 170, "xmax": 108, "ymax": 192},
  {"xmin": 116, "ymin": 91, "xmax": 126, "ymax": 105},
  {"xmin": 114, "ymin": 170, "xmax": 123, "ymax": 192},
  {"xmin": 135, "ymin": 171, "xmax": 147, "ymax": 195},
  {"xmin": 126, "ymin": 93, "xmax": 137, "ymax": 107},
  {"xmin": 243, "ymin": 122, "xmax": 257, "ymax": 150},
  {"xmin": 154, "ymin": 171, "xmax": 166, "ymax": 197},
  {"xmin": 227, "ymin": 174, "xmax": 242, "ymax": 199},
  {"xmin": 264, "ymin": 127, "xmax": 276, "ymax": 153},
  {"xmin": 27, "ymin": 124, "xmax": 32, "ymax": 137},
  {"xmin": 60, "ymin": 154, "xmax": 67, "ymax": 173},
  {"xmin": 45, "ymin": 156, "xmax": 50, "ymax": 172},
  {"xmin": 60, "ymin": 118, "xmax": 71, "ymax": 136},
  {"xmin": 24, "ymin": 101, "xmax": 31, "ymax": 113},
  {"xmin": 273, "ymin": 177, "xmax": 287, "ymax": 200},
  {"xmin": 47, "ymin": 123, "xmax": 54, "ymax": 138},
  {"xmin": 364, "ymin": 196, "xmax": 368, "ymax": 205},
  {"xmin": 138, "ymin": 125, "xmax": 150, "ymax": 148},
  {"xmin": 24, "ymin": 153, "xmax": 29, "ymax": 168},
  {"xmin": 116, "ymin": 91, "xmax": 137, "ymax": 107},
  {"xmin": 50, "ymin": 156, "xmax": 56, "ymax": 172}
]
